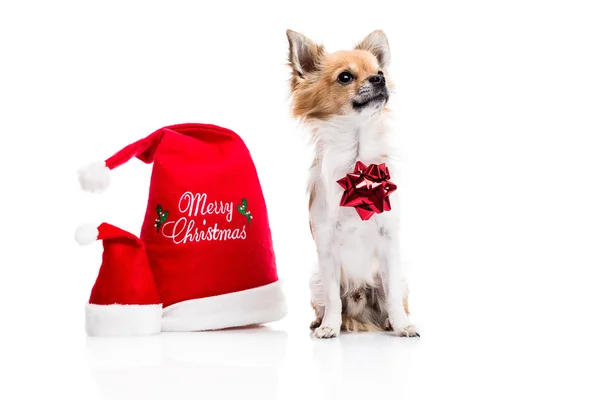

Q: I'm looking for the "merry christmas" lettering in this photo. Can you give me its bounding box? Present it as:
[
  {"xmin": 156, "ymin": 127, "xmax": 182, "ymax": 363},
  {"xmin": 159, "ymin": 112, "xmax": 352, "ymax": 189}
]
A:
[
  {"xmin": 179, "ymin": 192, "xmax": 233, "ymax": 222},
  {"xmin": 160, "ymin": 192, "xmax": 246, "ymax": 244},
  {"xmin": 162, "ymin": 218, "xmax": 246, "ymax": 244}
]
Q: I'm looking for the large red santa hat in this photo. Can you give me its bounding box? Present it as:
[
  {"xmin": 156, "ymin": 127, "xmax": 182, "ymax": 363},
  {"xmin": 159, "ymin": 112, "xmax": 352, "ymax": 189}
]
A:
[
  {"xmin": 78, "ymin": 123, "xmax": 286, "ymax": 331},
  {"xmin": 75, "ymin": 222, "xmax": 162, "ymax": 337}
]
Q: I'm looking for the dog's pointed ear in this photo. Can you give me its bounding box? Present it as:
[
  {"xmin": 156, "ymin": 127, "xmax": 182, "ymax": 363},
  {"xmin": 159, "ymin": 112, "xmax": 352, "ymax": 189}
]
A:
[
  {"xmin": 286, "ymin": 30, "xmax": 325, "ymax": 79},
  {"xmin": 356, "ymin": 30, "xmax": 390, "ymax": 69}
]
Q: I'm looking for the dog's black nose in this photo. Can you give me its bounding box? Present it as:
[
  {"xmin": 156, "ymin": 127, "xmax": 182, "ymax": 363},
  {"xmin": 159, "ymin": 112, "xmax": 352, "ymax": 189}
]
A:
[{"xmin": 369, "ymin": 74, "xmax": 386, "ymax": 86}]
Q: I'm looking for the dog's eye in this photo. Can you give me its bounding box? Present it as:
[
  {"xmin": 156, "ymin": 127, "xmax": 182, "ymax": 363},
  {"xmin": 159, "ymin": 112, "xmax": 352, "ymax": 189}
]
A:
[
  {"xmin": 377, "ymin": 71, "xmax": 384, "ymax": 76},
  {"xmin": 337, "ymin": 71, "xmax": 354, "ymax": 84}
]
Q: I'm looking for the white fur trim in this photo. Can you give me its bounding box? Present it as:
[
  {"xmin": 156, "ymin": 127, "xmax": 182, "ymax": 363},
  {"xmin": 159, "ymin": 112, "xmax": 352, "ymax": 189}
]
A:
[
  {"xmin": 86, "ymin": 303, "xmax": 162, "ymax": 337},
  {"xmin": 75, "ymin": 223, "xmax": 99, "ymax": 245},
  {"xmin": 78, "ymin": 161, "xmax": 111, "ymax": 193},
  {"xmin": 161, "ymin": 281, "xmax": 287, "ymax": 331}
]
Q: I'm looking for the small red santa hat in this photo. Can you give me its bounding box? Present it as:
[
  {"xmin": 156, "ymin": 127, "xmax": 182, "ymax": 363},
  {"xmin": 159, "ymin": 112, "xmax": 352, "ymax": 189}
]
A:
[
  {"xmin": 75, "ymin": 222, "xmax": 162, "ymax": 337},
  {"xmin": 78, "ymin": 123, "xmax": 286, "ymax": 331}
]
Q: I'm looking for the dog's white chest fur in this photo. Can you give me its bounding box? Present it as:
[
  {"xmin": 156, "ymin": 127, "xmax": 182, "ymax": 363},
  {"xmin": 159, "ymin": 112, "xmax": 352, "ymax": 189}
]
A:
[{"xmin": 308, "ymin": 113, "xmax": 398, "ymax": 284}]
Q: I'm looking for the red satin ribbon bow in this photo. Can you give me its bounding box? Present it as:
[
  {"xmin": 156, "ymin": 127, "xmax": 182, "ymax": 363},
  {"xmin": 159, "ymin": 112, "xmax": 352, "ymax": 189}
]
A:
[{"xmin": 337, "ymin": 161, "xmax": 397, "ymax": 221}]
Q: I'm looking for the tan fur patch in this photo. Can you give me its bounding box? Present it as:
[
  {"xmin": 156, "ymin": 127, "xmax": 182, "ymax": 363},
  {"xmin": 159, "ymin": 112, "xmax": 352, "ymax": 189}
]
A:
[
  {"xmin": 308, "ymin": 183, "xmax": 316, "ymax": 210},
  {"xmin": 290, "ymin": 50, "xmax": 386, "ymax": 119},
  {"xmin": 341, "ymin": 314, "xmax": 383, "ymax": 332},
  {"xmin": 308, "ymin": 183, "xmax": 316, "ymax": 239}
]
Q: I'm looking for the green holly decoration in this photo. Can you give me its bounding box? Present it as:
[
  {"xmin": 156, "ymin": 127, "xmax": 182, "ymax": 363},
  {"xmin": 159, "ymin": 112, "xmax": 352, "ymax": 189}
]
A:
[
  {"xmin": 237, "ymin": 198, "xmax": 252, "ymax": 224},
  {"xmin": 155, "ymin": 204, "xmax": 169, "ymax": 232}
]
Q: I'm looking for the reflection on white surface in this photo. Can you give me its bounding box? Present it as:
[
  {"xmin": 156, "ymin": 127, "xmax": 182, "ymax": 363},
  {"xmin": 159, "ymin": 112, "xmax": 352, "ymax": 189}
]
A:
[
  {"xmin": 86, "ymin": 325, "xmax": 419, "ymax": 400},
  {"xmin": 86, "ymin": 326, "xmax": 288, "ymax": 400},
  {"xmin": 311, "ymin": 333, "xmax": 419, "ymax": 398}
]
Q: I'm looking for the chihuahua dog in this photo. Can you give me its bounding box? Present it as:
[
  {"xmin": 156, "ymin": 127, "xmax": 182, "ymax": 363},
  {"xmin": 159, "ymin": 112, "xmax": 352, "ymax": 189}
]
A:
[{"xmin": 286, "ymin": 29, "xmax": 417, "ymax": 338}]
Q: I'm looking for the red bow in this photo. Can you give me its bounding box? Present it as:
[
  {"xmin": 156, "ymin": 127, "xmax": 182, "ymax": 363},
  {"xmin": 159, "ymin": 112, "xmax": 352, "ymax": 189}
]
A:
[{"xmin": 337, "ymin": 161, "xmax": 397, "ymax": 221}]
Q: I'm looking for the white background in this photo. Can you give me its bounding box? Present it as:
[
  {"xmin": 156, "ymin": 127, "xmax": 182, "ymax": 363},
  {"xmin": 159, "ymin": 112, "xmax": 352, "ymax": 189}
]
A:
[{"xmin": 1, "ymin": 1, "xmax": 599, "ymax": 399}]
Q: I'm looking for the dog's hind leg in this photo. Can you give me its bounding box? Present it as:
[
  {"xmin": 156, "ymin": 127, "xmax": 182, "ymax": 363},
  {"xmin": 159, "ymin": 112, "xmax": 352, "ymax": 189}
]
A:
[{"xmin": 310, "ymin": 302, "xmax": 324, "ymax": 331}]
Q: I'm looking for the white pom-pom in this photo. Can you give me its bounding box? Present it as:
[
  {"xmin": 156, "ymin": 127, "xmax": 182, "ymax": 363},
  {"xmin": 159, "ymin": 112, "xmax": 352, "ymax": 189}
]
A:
[
  {"xmin": 78, "ymin": 161, "xmax": 111, "ymax": 193},
  {"xmin": 75, "ymin": 224, "xmax": 99, "ymax": 246}
]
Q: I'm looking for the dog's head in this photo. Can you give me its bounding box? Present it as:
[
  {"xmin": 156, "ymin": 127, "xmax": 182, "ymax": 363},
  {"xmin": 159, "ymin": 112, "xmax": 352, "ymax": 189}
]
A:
[{"xmin": 286, "ymin": 30, "xmax": 391, "ymax": 120}]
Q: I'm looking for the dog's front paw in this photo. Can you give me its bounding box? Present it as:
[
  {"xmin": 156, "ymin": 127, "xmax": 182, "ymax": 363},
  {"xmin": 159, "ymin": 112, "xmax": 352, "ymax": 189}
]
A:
[
  {"xmin": 387, "ymin": 317, "xmax": 419, "ymax": 337},
  {"xmin": 313, "ymin": 325, "xmax": 340, "ymax": 339},
  {"xmin": 392, "ymin": 323, "xmax": 419, "ymax": 337}
]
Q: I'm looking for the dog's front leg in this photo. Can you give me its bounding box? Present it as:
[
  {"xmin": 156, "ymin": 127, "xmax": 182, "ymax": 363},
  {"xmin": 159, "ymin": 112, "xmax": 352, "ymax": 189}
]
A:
[
  {"xmin": 381, "ymin": 233, "xmax": 419, "ymax": 337},
  {"xmin": 313, "ymin": 247, "xmax": 342, "ymax": 339}
]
